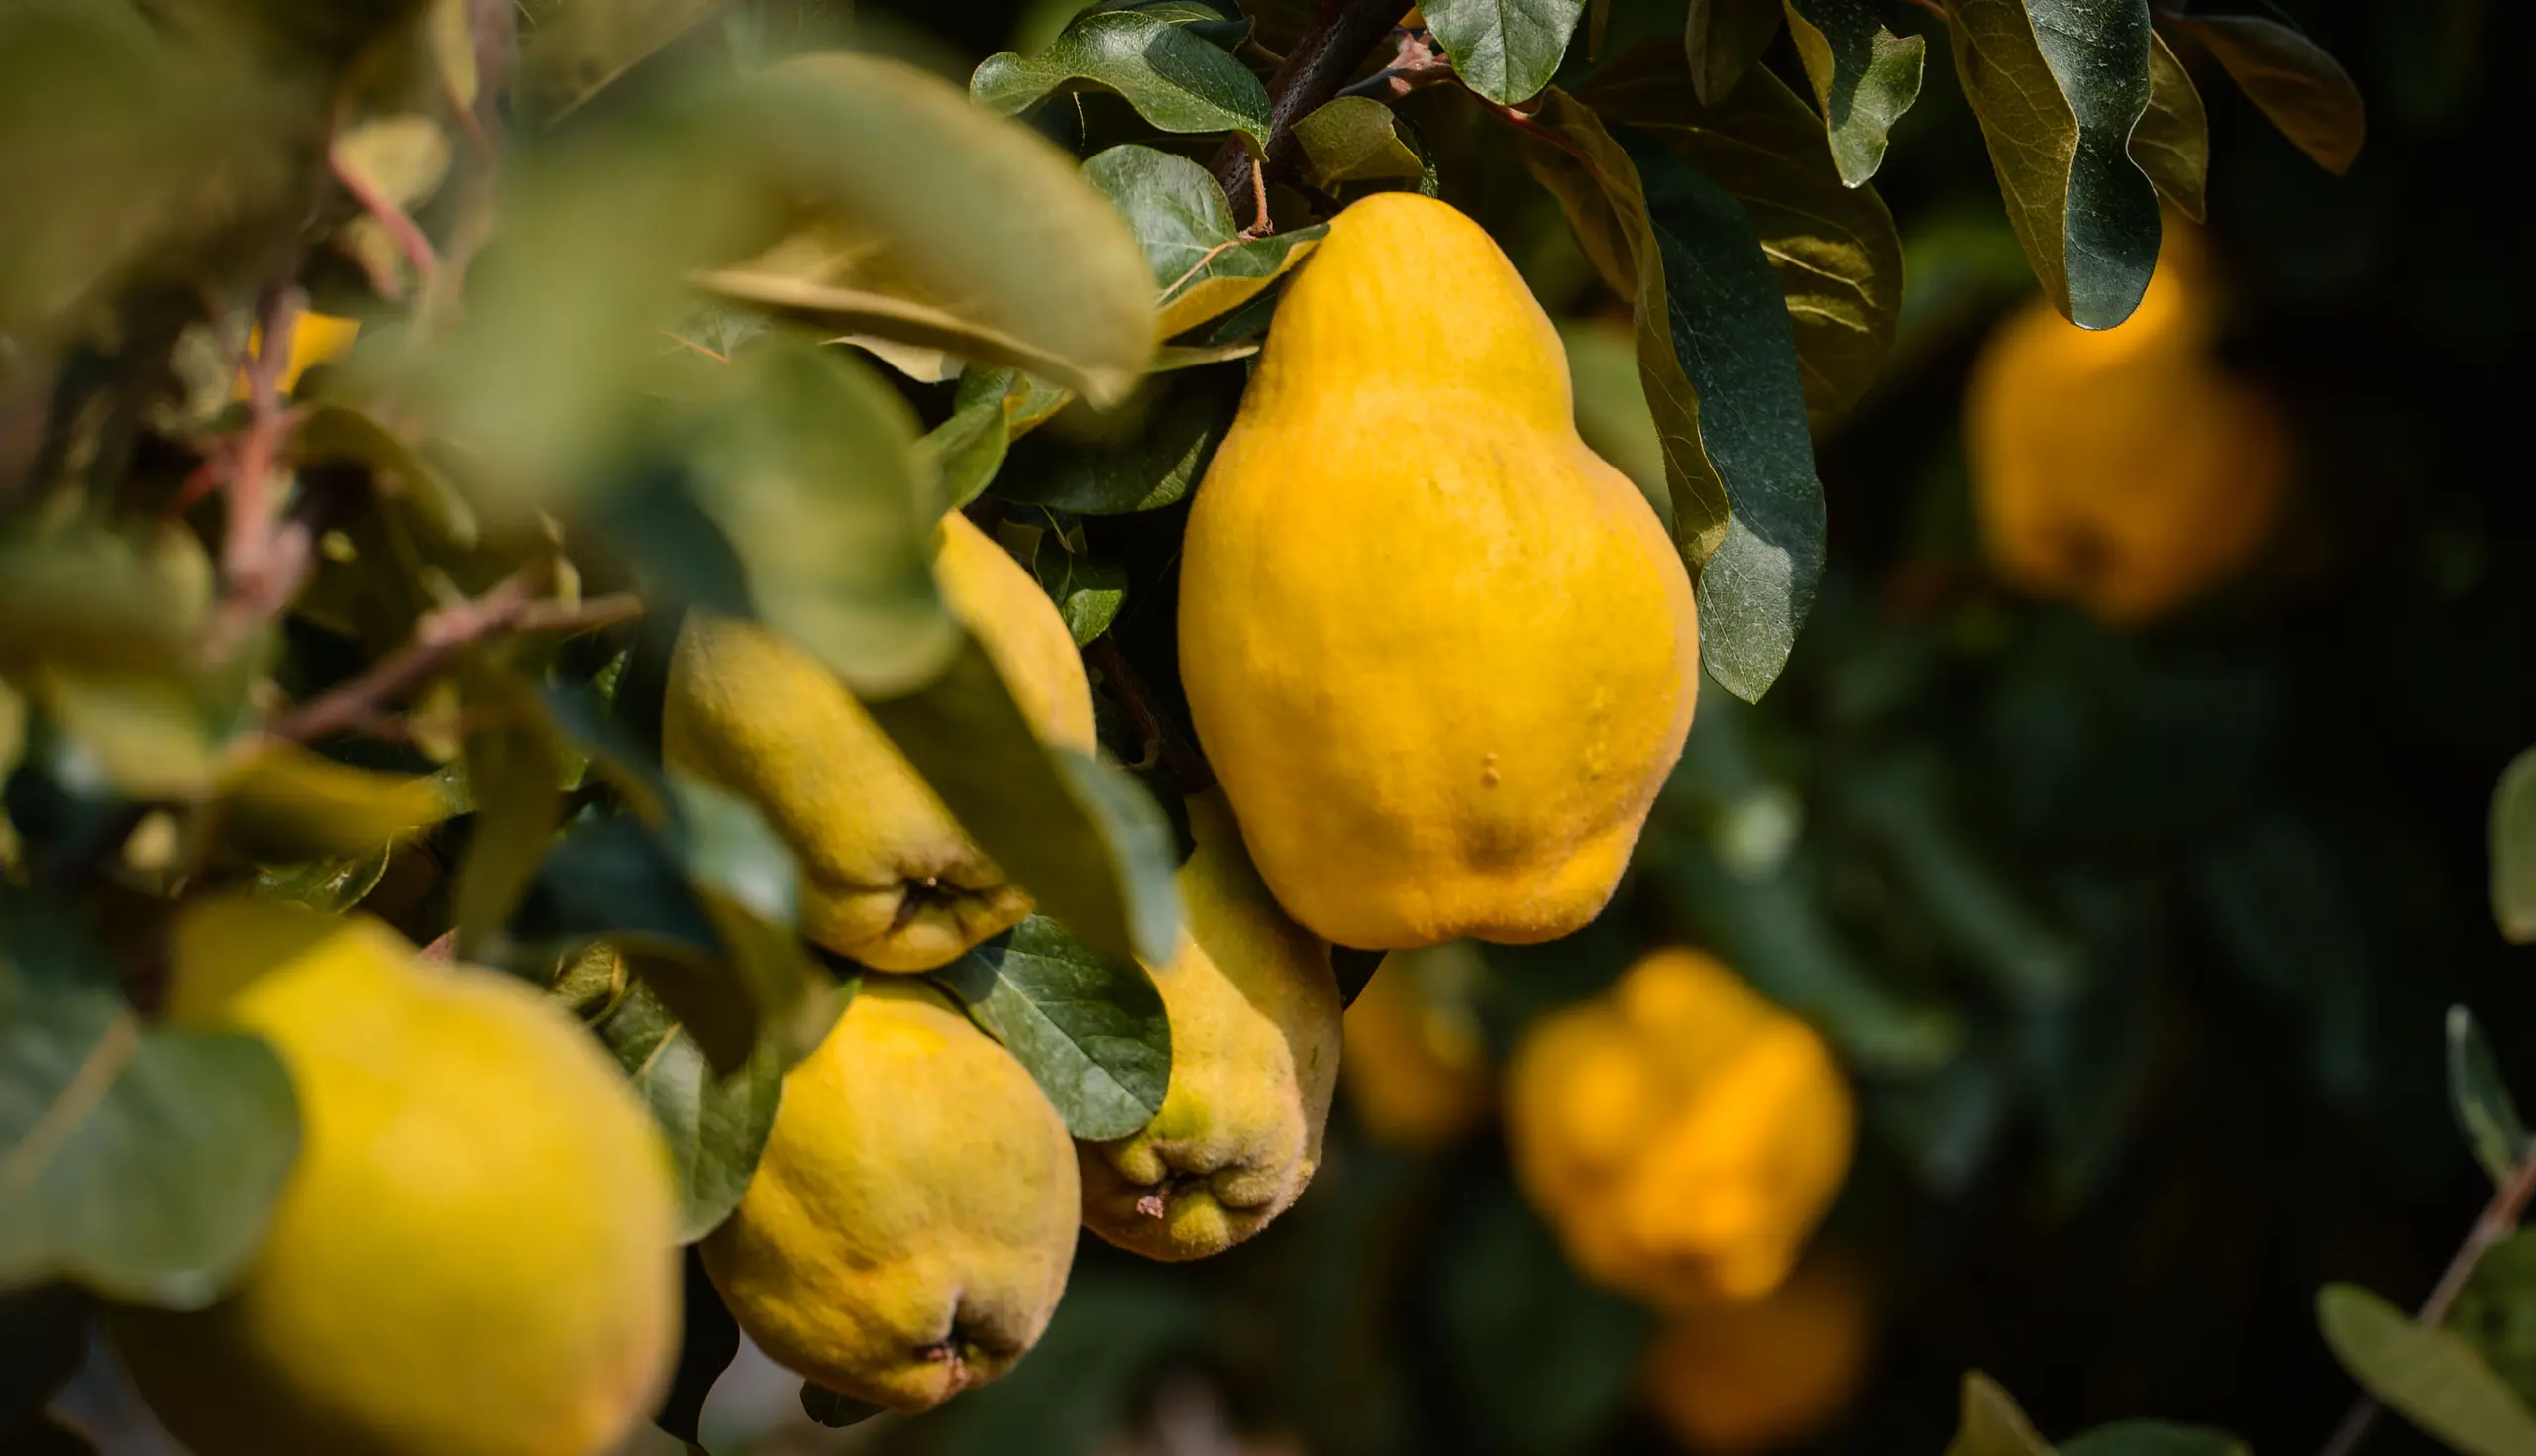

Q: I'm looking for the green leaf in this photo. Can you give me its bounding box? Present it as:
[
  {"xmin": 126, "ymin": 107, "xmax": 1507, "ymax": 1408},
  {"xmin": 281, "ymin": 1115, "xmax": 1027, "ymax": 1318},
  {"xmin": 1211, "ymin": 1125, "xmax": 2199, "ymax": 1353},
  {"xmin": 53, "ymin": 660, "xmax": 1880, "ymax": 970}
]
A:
[
  {"xmin": 867, "ymin": 643, "xmax": 1183, "ymax": 967},
  {"xmin": 995, "ymin": 365, "xmax": 1245, "ymax": 515},
  {"xmin": 2493, "ymin": 745, "xmax": 2536, "ymax": 943},
  {"xmin": 934, "ymin": 916, "xmax": 1171, "ymax": 1141},
  {"xmin": 2451, "ymin": 1230, "xmax": 2536, "ymax": 1410},
  {"xmin": 1578, "ymin": 47, "xmax": 1905, "ymax": 425},
  {"xmin": 518, "ymin": 0, "xmax": 738, "ymax": 122},
  {"xmin": 204, "ymin": 743, "xmax": 454, "ymax": 865},
  {"xmin": 0, "ymin": 894, "xmax": 298, "ymax": 1309},
  {"xmin": 1292, "ymin": 97, "xmax": 1427, "ymax": 187},
  {"xmin": 0, "ymin": 1285, "xmax": 89, "ymax": 1434},
  {"xmin": 1685, "ymin": 0, "xmax": 1785, "ymax": 105},
  {"xmin": 1517, "ymin": 91, "xmax": 1826, "ymax": 702},
  {"xmin": 1093, "ymin": 0, "xmax": 1255, "ymax": 50},
  {"xmin": 451, "ymin": 673, "xmax": 566, "ymax": 960},
  {"xmin": 1782, "ymin": 0, "xmax": 1925, "ymax": 186},
  {"xmin": 923, "ymin": 368, "xmax": 1077, "ymax": 513},
  {"xmin": 1425, "ymin": 0, "xmax": 1590, "ymax": 105},
  {"xmin": 801, "ymin": 1382, "xmax": 888, "ymax": 1427},
  {"xmin": 2449, "ymin": 1005, "xmax": 2532, "ymax": 1188},
  {"xmin": 654, "ymin": 1248, "xmax": 740, "ymax": 1443},
  {"xmin": 250, "ymin": 847, "xmax": 393, "ymax": 914},
  {"xmin": 2319, "ymin": 1284, "xmax": 2536, "ymax": 1456},
  {"xmin": 2180, "ymin": 14, "xmax": 2365, "ymax": 175},
  {"xmin": 1946, "ymin": 0, "xmax": 2162, "ymax": 328},
  {"xmin": 592, "ymin": 976, "xmax": 784, "ymax": 1241},
  {"xmin": 684, "ymin": 336, "xmax": 958, "ymax": 700},
  {"xmin": 1080, "ymin": 144, "xmax": 1328, "ymax": 341},
  {"xmin": 2060, "ymin": 1421, "xmax": 2249, "ymax": 1456},
  {"xmin": 972, "ymin": 10, "xmax": 1271, "ymax": 156},
  {"xmin": 1035, "ymin": 549, "xmax": 1131, "ymax": 647},
  {"xmin": 1953, "ymin": 1372, "xmax": 2055, "ymax": 1456},
  {"xmin": 2133, "ymin": 30, "xmax": 2209, "ymax": 222}
]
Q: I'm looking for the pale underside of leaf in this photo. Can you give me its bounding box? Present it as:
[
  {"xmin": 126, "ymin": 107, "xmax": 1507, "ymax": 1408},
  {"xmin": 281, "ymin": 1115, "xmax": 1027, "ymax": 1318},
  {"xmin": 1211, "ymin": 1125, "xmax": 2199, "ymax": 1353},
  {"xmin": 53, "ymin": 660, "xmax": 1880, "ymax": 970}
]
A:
[{"xmin": 2181, "ymin": 14, "xmax": 2365, "ymax": 176}]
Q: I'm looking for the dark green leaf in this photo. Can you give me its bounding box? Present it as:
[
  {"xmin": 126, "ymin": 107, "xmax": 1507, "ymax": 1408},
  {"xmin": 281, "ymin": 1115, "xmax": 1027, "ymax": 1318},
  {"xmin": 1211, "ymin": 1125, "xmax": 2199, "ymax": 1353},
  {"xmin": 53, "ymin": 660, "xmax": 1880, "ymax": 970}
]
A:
[
  {"xmin": 934, "ymin": 916, "xmax": 1171, "ymax": 1140},
  {"xmin": 1425, "ymin": 0, "xmax": 1590, "ymax": 105},
  {"xmin": 249, "ymin": 847, "xmax": 393, "ymax": 914},
  {"xmin": 802, "ymin": 1382, "xmax": 888, "ymax": 1427},
  {"xmin": 2061, "ymin": 1421, "xmax": 2249, "ymax": 1456},
  {"xmin": 1035, "ymin": 550, "xmax": 1131, "ymax": 648},
  {"xmin": 1080, "ymin": 144, "xmax": 1327, "ymax": 341},
  {"xmin": 0, "ymin": 1285, "xmax": 88, "ymax": 1434},
  {"xmin": 1952, "ymin": 1372, "xmax": 2055, "ymax": 1456},
  {"xmin": 664, "ymin": 774, "xmax": 839, "ymax": 1068},
  {"xmin": 594, "ymin": 977, "xmax": 785, "ymax": 1240},
  {"xmin": 519, "ymin": 0, "xmax": 738, "ymax": 123},
  {"xmin": 1685, "ymin": 0, "xmax": 1784, "ymax": 104},
  {"xmin": 654, "ymin": 1248, "xmax": 740, "ymax": 1443},
  {"xmin": 2449, "ymin": 1005, "xmax": 2531, "ymax": 1188},
  {"xmin": 1946, "ymin": 0, "xmax": 2161, "ymax": 328},
  {"xmin": 2180, "ymin": 14, "xmax": 2364, "ymax": 175},
  {"xmin": 2493, "ymin": 745, "xmax": 2536, "ymax": 944},
  {"xmin": 1578, "ymin": 48, "xmax": 1905, "ymax": 426},
  {"xmin": 1093, "ymin": 0, "xmax": 1254, "ymax": 49},
  {"xmin": 1292, "ymin": 97, "xmax": 1427, "ymax": 187},
  {"xmin": 2133, "ymin": 30, "xmax": 2209, "ymax": 222},
  {"xmin": 972, "ymin": 10, "xmax": 1271, "ymax": 156},
  {"xmin": 0, "ymin": 894, "xmax": 297, "ymax": 1309},
  {"xmin": 2451, "ymin": 1231, "xmax": 2536, "ymax": 1410},
  {"xmin": 924, "ymin": 368, "xmax": 1077, "ymax": 513},
  {"xmin": 452, "ymin": 673, "xmax": 565, "ymax": 960},
  {"xmin": 996, "ymin": 365, "xmax": 1244, "ymax": 515},
  {"xmin": 869, "ymin": 644, "xmax": 1183, "ymax": 966},
  {"xmin": 2319, "ymin": 1283, "xmax": 2536, "ymax": 1456},
  {"xmin": 1782, "ymin": 0, "xmax": 1925, "ymax": 185}
]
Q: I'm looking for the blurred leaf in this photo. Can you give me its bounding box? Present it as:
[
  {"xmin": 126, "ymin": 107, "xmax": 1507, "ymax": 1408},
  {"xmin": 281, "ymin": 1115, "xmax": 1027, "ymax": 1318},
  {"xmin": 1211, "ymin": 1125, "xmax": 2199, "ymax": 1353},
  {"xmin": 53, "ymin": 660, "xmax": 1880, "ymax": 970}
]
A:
[
  {"xmin": 2194, "ymin": 818, "xmax": 2372, "ymax": 1102},
  {"xmin": 451, "ymin": 674, "xmax": 565, "ymax": 959},
  {"xmin": 0, "ymin": 892, "xmax": 298, "ymax": 1309},
  {"xmin": 2492, "ymin": 746, "xmax": 2536, "ymax": 943},
  {"xmin": 2319, "ymin": 1284, "xmax": 2536, "ymax": 1456},
  {"xmin": 519, "ymin": 0, "xmax": 736, "ymax": 122},
  {"xmin": 1425, "ymin": 0, "xmax": 1590, "ymax": 104},
  {"xmin": 2448, "ymin": 1006, "xmax": 2531, "ymax": 1188},
  {"xmin": 249, "ymin": 846, "xmax": 393, "ymax": 913},
  {"xmin": 653, "ymin": 1249, "xmax": 740, "ymax": 1443},
  {"xmin": 801, "ymin": 1383, "xmax": 888, "ymax": 1427},
  {"xmin": 25, "ymin": 671, "xmax": 220, "ymax": 800},
  {"xmin": 935, "ymin": 915, "xmax": 1171, "ymax": 1141},
  {"xmin": 542, "ymin": 681, "xmax": 671, "ymax": 826},
  {"xmin": 868, "ymin": 641, "xmax": 1183, "ymax": 967},
  {"xmin": 1293, "ymin": 97, "xmax": 1427, "ymax": 187},
  {"xmin": 663, "ymin": 773, "xmax": 838, "ymax": 1066},
  {"xmin": 1952, "ymin": 1372, "xmax": 2055, "ymax": 1456},
  {"xmin": 997, "ymin": 365, "xmax": 1244, "ymax": 515},
  {"xmin": 2133, "ymin": 30, "xmax": 2208, "ymax": 222},
  {"xmin": 1580, "ymin": 49, "xmax": 1904, "ymax": 425},
  {"xmin": 1561, "ymin": 319, "xmax": 1671, "ymax": 520},
  {"xmin": 1685, "ymin": 0, "xmax": 1783, "ymax": 104},
  {"xmin": 2060, "ymin": 1422, "xmax": 2249, "ymax": 1456},
  {"xmin": 1519, "ymin": 90, "xmax": 1825, "ymax": 702},
  {"xmin": 593, "ymin": 976, "xmax": 784, "ymax": 1240},
  {"xmin": 206, "ymin": 742, "xmax": 454, "ymax": 863},
  {"xmin": 288, "ymin": 404, "xmax": 479, "ymax": 550},
  {"xmin": 0, "ymin": 1285, "xmax": 88, "ymax": 1435},
  {"xmin": 972, "ymin": 9, "xmax": 1272, "ymax": 156},
  {"xmin": 1081, "ymin": 144, "xmax": 1327, "ymax": 341},
  {"xmin": 685, "ymin": 336, "xmax": 957, "ymax": 699},
  {"xmin": 1035, "ymin": 548, "xmax": 1130, "ymax": 647},
  {"xmin": 2454, "ymin": 1232, "xmax": 2536, "ymax": 1409},
  {"xmin": 0, "ymin": 528, "xmax": 209, "ymax": 685},
  {"xmin": 1782, "ymin": 0, "xmax": 1925, "ymax": 185},
  {"xmin": 1946, "ymin": 0, "xmax": 2161, "ymax": 328},
  {"xmin": 2180, "ymin": 14, "xmax": 2364, "ymax": 175}
]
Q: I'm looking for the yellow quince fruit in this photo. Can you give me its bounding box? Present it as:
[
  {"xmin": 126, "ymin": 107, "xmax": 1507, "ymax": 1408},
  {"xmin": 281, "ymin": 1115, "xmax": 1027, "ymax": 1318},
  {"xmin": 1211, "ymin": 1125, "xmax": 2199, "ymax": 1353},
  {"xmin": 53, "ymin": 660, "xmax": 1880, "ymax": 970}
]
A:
[
  {"xmin": 111, "ymin": 898, "xmax": 680, "ymax": 1456},
  {"xmin": 1178, "ymin": 190, "xmax": 1699, "ymax": 951},
  {"xmin": 1966, "ymin": 221, "xmax": 2291, "ymax": 625},
  {"xmin": 666, "ymin": 509, "xmax": 1095, "ymax": 971},
  {"xmin": 702, "ymin": 978, "xmax": 1079, "ymax": 1411},
  {"xmin": 1341, "ymin": 944, "xmax": 1494, "ymax": 1151},
  {"xmin": 1506, "ymin": 949, "xmax": 1852, "ymax": 1308},
  {"xmin": 1080, "ymin": 792, "xmax": 1342, "ymax": 1259},
  {"xmin": 1639, "ymin": 1256, "xmax": 1874, "ymax": 1454}
]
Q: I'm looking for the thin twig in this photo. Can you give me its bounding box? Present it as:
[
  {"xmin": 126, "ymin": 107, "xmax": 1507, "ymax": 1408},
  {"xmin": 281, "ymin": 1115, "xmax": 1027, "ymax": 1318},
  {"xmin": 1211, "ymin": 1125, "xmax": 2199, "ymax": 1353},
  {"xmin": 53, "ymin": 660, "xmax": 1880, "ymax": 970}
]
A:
[
  {"xmin": 1330, "ymin": 27, "xmax": 1455, "ymax": 103},
  {"xmin": 1212, "ymin": 0, "xmax": 1418, "ymax": 211},
  {"xmin": 1085, "ymin": 635, "xmax": 1213, "ymax": 794},
  {"xmin": 2317, "ymin": 1143, "xmax": 2536, "ymax": 1456},
  {"xmin": 205, "ymin": 283, "xmax": 313, "ymax": 660},
  {"xmin": 330, "ymin": 142, "xmax": 443, "ymax": 293}
]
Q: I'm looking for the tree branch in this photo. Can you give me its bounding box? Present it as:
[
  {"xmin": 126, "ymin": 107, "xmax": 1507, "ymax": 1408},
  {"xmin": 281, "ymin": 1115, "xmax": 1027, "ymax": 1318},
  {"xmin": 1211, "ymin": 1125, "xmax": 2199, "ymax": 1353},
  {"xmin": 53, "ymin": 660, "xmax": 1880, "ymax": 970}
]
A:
[
  {"xmin": 1213, "ymin": 0, "xmax": 1418, "ymax": 211},
  {"xmin": 1086, "ymin": 635, "xmax": 1213, "ymax": 795}
]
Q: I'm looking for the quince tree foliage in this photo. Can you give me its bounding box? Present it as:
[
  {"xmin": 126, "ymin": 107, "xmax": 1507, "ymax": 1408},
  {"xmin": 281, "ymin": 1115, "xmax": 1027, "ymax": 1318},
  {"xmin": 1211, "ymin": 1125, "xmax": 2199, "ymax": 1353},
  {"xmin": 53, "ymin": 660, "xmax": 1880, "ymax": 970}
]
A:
[{"xmin": 0, "ymin": 0, "xmax": 2390, "ymax": 1450}]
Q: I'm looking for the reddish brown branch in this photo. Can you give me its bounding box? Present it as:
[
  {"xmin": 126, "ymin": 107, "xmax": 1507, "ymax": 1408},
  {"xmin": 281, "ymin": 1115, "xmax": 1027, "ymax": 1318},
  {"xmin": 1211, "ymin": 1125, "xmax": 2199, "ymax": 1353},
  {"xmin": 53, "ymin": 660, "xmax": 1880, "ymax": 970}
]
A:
[
  {"xmin": 1086, "ymin": 636, "xmax": 1214, "ymax": 794},
  {"xmin": 1213, "ymin": 0, "xmax": 1418, "ymax": 211}
]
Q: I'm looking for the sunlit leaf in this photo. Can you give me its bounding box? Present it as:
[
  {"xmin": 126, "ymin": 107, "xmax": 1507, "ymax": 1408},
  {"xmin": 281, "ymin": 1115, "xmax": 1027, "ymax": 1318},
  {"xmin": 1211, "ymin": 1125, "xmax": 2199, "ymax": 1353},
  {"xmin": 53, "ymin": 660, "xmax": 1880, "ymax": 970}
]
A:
[
  {"xmin": 2492, "ymin": 745, "xmax": 2536, "ymax": 943},
  {"xmin": 451, "ymin": 670, "xmax": 565, "ymax": 959},
  {"xmin": 592, "ymin": 975, "xmax": 784, "ymax": 1240},
  {"xmin": 922, "ymin": 367, "xmax": 1077, "ymax": 512},
  {"xmin": 519, "ymin": 0, "xmax": 737, "ymax": 122},
  {"xmin": 2319, "ymin": 1284, "xmax": 2536, "ymax": 1456},
  {"xmin": 206, "ymin": 742, "xmax": 455, "ymax": 863},
  {"xmin": 1424, "ymin": 0, "xmax": 1589, "ymax": 105},
  {"xmin": 1035, "ymin": 549, "xmax": 1131, "ymax": 648},
  {"xmin": 1081, "ymin": 144, "xmax": 1326, "ymax": 342},
  {"xmin": 2180, "ymin": 14, "xmax": 2364, "ymax": 175},
  {"xmin": 1782, "ymin": 0, "xmax": 1924, "ymax": 186},
  {"xmin": 934, "ymin": 916, "xmax": 1171, "ymax": 1141},
  {"xmin": 2132, "ymin": 30, "xmax": 2209, "ymax": 222},
  {"xmin": 972, "ymin": 9, "xmax": 1271, "ymax": 155},
  {"xmin": 1293, "ymin": 97, "xmax": 1427, "ymax": 187},
  {"xmin": 1951, "ymin": 1372, "xmax": 2054, "ymax": 1456}
]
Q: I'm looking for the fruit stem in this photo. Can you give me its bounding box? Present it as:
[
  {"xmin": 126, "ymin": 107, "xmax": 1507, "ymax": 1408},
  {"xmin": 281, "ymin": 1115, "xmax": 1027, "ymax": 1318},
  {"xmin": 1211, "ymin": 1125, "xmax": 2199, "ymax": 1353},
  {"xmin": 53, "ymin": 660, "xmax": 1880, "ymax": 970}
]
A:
[{"xmin": 1212, "ymin": 0, "xmax": 1418, "ymax": 211}]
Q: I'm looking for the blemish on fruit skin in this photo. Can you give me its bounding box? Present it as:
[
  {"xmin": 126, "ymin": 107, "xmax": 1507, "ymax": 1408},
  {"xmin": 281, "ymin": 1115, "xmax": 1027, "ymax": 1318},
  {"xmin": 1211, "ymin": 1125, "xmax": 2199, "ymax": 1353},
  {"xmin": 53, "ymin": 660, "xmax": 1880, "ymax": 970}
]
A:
[{"xmin": 1482, "ymin": 752, "xmax": 1502, "ymax": 787}]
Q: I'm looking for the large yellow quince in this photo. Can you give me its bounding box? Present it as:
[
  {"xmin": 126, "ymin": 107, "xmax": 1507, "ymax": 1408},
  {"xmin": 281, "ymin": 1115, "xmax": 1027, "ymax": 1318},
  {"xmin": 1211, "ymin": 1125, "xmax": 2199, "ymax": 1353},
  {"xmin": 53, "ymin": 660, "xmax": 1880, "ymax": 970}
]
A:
[
  {"xmin": 701, "ymin": 978, "xmax": 1079, "ymax": 1411},
  {"xmin": 1178, "ymin": 191, "xmax": 1700, "ymax": 951},
  {"xmin": 1079, "ymin": 792, "xmax": 1341, "ymax": 1260},
  {"xmin": 1341, "ymin": 944, "xmax": 1494, "ymax": 1151},
  {"xmin": 666, "ymin": 509, "xmax": 1095, "ymax": 971},
  {"xmin": 1639, "ymin": 1256, "xmax": 1874, "ymax": 1454},
  {"xmin": 110, "ymin": 898, "xmax": 680, "ymax": 1456},
  {"xmin": 1505, "ymin": 949, "xmax": 1852, "ymax": 1308},
  {"xmin": 1966, "ymin": 221, "xmax": 2291, "ymax": 625}
]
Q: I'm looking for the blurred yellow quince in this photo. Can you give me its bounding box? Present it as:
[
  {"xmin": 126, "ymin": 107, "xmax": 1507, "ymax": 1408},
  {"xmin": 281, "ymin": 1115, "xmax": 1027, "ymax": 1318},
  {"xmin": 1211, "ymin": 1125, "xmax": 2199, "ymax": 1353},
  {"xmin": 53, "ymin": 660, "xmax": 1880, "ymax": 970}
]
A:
[
  {"xmin": 1639, "ymin": 1255, "xmax": 1875, "ymax": 1453},
  {"xmin": 1341, "ymin": 943, "xmax": 1494, "ymax": 1150}
]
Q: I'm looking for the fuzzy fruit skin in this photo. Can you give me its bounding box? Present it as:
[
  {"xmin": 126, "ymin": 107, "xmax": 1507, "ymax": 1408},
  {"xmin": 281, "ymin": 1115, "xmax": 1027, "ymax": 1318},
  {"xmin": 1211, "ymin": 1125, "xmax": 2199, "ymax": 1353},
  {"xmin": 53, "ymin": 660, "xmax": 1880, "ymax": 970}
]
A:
[
  {"xmin": 1639, "ymin": 1257, "xmax": 1873, "ymax": 1454},
  {"xmin": 111, "ymin": 899, "xmax": 680, "ymax": 1456},
  {"xmin": 1080, "ymin": 793, "xmax": 1342, "ymax": 1260},
  {"xmin": 666, "ymin": 511, "xmax": 1095, "ymax": 971},
  {"xmin": 1341, "ymin": 946, "xmax": 1494, "ymax": 1150},
  {"xmin": 1178, "ymin": 191, "xmax": 1699, "ymax": 951},
  {"xmin": 1967, "ymin": 222, "xmax": 2291, "ymax": 625},
  {"xmin": 702, "ymin": 979, "xmax": 1079, "ymax": 1411},
  {"xmin": 1506, "ymin": 949, "xmax": 1852, "ymax": 1309}
]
